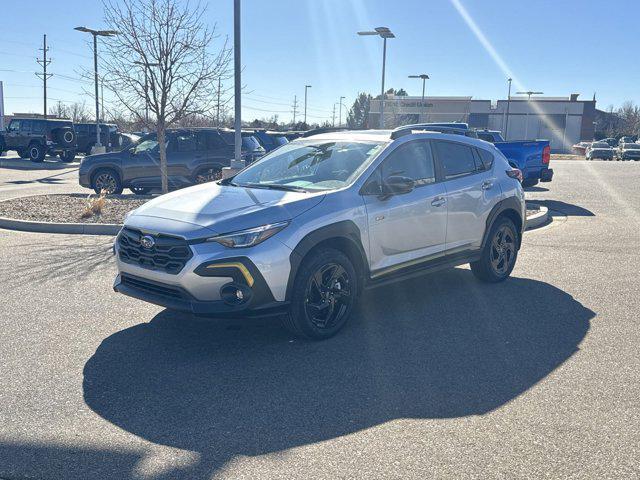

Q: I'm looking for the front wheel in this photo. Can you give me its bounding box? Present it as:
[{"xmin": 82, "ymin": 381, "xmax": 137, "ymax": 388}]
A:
[
  {"xmin": 282, "ymin": 248, "xmax": 358, "ymax": 340},
  {"xmin": 91, "ymin": 169, "xmax": 123, "ymax": 195},
  {"xmin": 471, "ymin": 217, "xmax": 518, "ymax": 283},
  {"xmin": 60, "ymin": 150, "xmax": 76, "ymax": 163}
]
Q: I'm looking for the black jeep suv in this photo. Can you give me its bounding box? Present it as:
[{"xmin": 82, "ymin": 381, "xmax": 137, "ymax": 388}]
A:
[{"xmin": 0, "ymin": 118, "xmax": 77, "ymax": 162}]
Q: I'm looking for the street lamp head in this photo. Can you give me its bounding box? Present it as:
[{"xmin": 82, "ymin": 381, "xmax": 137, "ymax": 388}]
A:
[
  {"xmin": 74, "ymin": 26, "xmax": 119, "ymax": 36},
  {"xmin": 305, "ymin": 85, "xmax": 312, "ymax": 88},
  {"xmin": 409, "ymin": 74, "xmax": 429, "ymax": 80},
  {"xmin": 358, "ymin": 27, "xmax": 395, "ymax": 38}
]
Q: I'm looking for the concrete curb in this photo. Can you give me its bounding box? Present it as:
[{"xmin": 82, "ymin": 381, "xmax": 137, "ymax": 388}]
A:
[
  {"xmin": 525, "ymin": 204, "xmax": 549, "ymax": 231},
  {"xmin": 0, "ymin": 216, "xmax": 121, "ymax": 235}
]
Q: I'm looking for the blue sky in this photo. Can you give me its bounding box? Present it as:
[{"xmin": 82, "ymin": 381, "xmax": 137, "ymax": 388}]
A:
[{"xmin": 1, "ymin": 0, "xmax": 638, "ymax": 123}]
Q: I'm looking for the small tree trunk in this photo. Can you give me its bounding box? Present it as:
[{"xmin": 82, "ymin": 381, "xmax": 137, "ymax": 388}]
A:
[{"xmin": 157, "ymin": 123, "xmax": 169, "ymax": 194}]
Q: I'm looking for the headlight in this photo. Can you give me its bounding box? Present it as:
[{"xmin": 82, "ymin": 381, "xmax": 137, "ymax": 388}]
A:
[{"xmin": 206, "ymin": 221, "xmax": 289, "ymax": 248}]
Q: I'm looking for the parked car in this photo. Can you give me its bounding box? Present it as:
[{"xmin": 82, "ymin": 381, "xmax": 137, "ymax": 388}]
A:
[
  {"xmin": 79, "ymin": 128, "xmax": 257, "ymax": 194},
  {"xmin": 219, "ymin": 130, "xmax": 266, "ymax": 163},
  {"xmin": 572, "ymin": 141, "xmax": 592, "ymax": 155},
  {"xmin": 0, "ymin": 118, "xmax": 76, "ymax": 162},
  {"xmin": 113, "ymin": 128, "xmax": 525, "ymax": 339},
  {"xmin": 283, "ymin": 131, "xmax": 304, "ymax": 141},
  {"xmin": 586, "ymin": 141, "xmax": 615, "ymax": 160},
  {"xmin": 616, "ymin": 142, "xmax": 640, "ymax": 161},
  {"xmin": 75, "ymin": 123, "xmax": 120, "ymax": 154},
  {"xmin": 244, "ymin": 129, "xmax": 289, "ymax": 152},
  {"xmin": 471, "ymin": 129, "xmax": 552, "ymax": 187},
  {"xmin": 600, "ymin": 137, "xmax": 618, "ymax": 147},
  {"xmin": 619, "ymin": 136, "xmax": 636, "ymax": 144}
]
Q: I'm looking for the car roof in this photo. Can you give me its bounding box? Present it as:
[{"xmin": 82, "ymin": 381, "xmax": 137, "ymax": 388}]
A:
[{"xmin": 299, "ymin": 129, "xmax": 494, "ymax": 149}]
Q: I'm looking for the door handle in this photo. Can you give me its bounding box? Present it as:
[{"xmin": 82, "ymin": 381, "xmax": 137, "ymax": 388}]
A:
[
  {"xmin": 481, "ymin": 180, "xmax": 494, "ymax": 190},
  {"xmin": 431, "ymin": 196, "xmax": 446, "ymax": 207}
]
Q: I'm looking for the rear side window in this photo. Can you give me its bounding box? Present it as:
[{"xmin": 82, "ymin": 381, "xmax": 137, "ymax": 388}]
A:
[
  {"xmin": 381, "ymin": 140, "xmax": 435, "ymax": 184},
  {"xmin": 21, "ymin": 120, "xmax": 33, "ymax": 132},
  {"xmin": 32, "ymin": 121, "xmax": 46, "ymax": 134},
  {"xmin": 475, "ymin": 148, "xmax": 494, "ymax": 171},
  {"xmin": 433, "ymin": 141, "xmax": 477, "ymax": 179}
]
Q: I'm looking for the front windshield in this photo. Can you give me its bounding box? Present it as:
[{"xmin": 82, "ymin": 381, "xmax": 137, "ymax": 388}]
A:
[{"xmin": 231, "ymin": 140, "xmax": 386, "ymax": 192}]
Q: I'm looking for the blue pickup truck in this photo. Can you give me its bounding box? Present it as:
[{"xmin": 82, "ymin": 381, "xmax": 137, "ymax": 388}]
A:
[{"xmin": 475, "ymin": 129, "xmax": 553, "ymax": 188}]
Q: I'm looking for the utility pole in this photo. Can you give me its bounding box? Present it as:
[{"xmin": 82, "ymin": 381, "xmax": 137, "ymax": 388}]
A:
[
  {"xmin": 304, "ymin": 85, "xmax": 311, "ymax": 126},
  {"xmin": 332, "ymin": 103, "xmax": 337, "ymax": 127},
  {"xmin": 36, "ymin": 34, "xmax": 53, "ymax": 119},
  {"xmin": 292, "ymin": 95, "xmax": 299, "ymax": 124},
  {"xmin": 232, "ymin": 0, "xmax": 242, "ymax": 168},
  {"xmin": 338, "ymin": 96, "xmax": 345, "ymax": 127}
]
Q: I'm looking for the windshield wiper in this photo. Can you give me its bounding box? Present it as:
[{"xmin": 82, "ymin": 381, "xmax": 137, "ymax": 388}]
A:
[{"xmin": 236, "ymin": 183, "xmax": 308, "ymax": 193}]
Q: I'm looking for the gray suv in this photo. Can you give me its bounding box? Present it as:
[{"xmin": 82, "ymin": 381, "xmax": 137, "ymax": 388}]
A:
[{"xmin": 114, "ymin": 126, "xmax": 526, "ymax": 339}]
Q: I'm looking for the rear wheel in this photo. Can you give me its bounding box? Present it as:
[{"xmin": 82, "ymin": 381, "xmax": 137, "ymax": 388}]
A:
[
  {"xmin": 28, "ymin": 143, "xmax": 46, "ymax": 163},
  {"xmin": 17, "ymin": 149, "xmax": 29, "ymax": 159},
  {"xmin": 194, "ymin": 166, "xmax": 222, "ymax": 184},
  {"xmin": 471, "ymin": 217, "xmax": 518, "ymax": 283},
  {"xmin": 60, "ymin": 150, "xmax": 76, "ymax": 163},
  {"xmin": 91, "ymin": 169, "xmax": 123, "ymax": 195},
  {"xmin": 130, "ymin": 186, "xmax": 151, "ymax": 195},
  {"xmin": 282, "ymin": 248, "xmax": 358, "ymax": 340}
]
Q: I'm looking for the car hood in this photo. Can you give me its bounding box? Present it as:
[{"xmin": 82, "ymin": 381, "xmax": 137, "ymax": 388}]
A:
[
  {"xmin": 126, "ymin": 182, "xmax": 325, "ymax": 238},
  {"xmin": 81, "ymin": 150, "xmax": 124, "ymax": 166}
]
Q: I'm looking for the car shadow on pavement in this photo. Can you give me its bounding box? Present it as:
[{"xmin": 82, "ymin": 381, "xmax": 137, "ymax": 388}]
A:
[
  {"xmin": 533, "ymin": 200, "xmax": 595, "ymax": 217},
  {"xmin": 82, "ymin": 268, "xmax": 594, "ymax": 479},
  {"xmin": 0, "ymin": 156, "xmax": 80, "ymax": 171}
]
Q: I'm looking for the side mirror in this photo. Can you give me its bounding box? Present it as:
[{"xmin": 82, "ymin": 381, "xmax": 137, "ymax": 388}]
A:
[{"xmin": 381, "ymin": 175, "xmax": 415, "ymax": 196}]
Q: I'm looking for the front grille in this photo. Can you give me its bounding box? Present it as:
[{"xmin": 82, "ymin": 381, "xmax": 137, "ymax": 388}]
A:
[
  {"xmin": 121, "ymin": 274, "xmax": 186, "ymax": 299},
  {"xmin": 117, "ymin": 227, "xmax": 193, "ymax": 274}
]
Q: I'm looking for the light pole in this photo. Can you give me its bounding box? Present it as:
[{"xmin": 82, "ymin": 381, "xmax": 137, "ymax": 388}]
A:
[
  {"xmin": 338, "ymin": 96, "xmax": 345, "ymax": 127},
  {"xmin": 232, "ymin": 0, "xmax": 242, "ymax": 169},
  {"xmin": 74, "ymin": 26, "xmax": 118, "ymax": 154},
  {"xmin": 358, "ymin": 27, "xmax": 395, "ymax": 129},
  {"xmin": 304, "ymin": 85, "xmax": 311, "ymax": 126},
  {"xmin": 408, "ymin": 74, "xmax": 429, "ymax": 121},
  {"xmin": 133, "ymin": 60, "xmax": 160, "ymax": 125},
  {"xmin": 504, "ymin": 78, "xmax": 512, "ymax": 138},
  {"xmin": 516, "ymin": 90, "xmax": 543, "ymax": 139}
]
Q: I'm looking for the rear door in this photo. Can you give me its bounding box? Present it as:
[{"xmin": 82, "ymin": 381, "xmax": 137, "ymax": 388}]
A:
[
  {"xmin": 433, "ymin": 140, "xmax": 501, "ymax": 251},
  {"xmin": 363, "ymin": 139, "xmax": 447, "ymax": 274}
]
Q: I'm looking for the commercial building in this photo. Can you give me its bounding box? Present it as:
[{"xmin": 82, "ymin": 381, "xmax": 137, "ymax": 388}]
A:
[{"xmin": 369, "ymin": 93, "xmax": 596, "ymax": 152}]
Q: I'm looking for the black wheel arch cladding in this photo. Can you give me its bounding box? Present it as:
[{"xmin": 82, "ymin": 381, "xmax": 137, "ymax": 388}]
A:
[{"xmin": 286, "ymin": 220, "xmax": 369, "ymax": 301}]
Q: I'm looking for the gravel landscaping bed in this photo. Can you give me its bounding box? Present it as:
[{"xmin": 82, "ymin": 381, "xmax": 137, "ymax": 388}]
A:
[{"xmin": 0, "ymin": 194, "xmax": 153, "ymax": 224}]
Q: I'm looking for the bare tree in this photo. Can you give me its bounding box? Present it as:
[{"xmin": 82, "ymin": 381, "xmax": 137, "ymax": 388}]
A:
[
  {"xmin": 49, "ymin": 100, "xmax": 91, "ymax": 122},
  {"xmin": 102, "ymin": 0, "xmax": 232, "ymax": 193}
]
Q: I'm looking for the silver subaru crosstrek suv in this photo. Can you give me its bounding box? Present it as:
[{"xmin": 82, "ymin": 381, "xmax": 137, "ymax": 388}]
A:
[{"xmin": 114, "ymin": 125, "xmax": 526, "ymax": 339}]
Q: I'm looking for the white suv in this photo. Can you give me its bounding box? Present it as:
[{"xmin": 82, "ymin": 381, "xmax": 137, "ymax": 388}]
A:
[{"xmin": 114, "ymin": 125, "xmax": 526, "ymax": 339}]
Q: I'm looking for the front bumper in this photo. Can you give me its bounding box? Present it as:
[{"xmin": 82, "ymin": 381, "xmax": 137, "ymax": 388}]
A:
[{"xmin": 114, "ymin": 268, "xmax": 289, "ymax": 318}]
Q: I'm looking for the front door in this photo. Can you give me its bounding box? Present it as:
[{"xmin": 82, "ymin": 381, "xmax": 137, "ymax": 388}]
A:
[{"xmin": 363, "ymin": 139, "xmax": 448, "ymax": 274}]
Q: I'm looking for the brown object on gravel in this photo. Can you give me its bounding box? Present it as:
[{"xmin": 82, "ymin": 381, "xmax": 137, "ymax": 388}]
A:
[{"xmin": 0, "ymin": 194, "xmax": 152, "ymax": 224}]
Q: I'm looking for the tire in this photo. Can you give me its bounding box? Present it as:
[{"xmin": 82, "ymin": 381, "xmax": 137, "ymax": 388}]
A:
[
  {"xmin": 282, "ymin": 247, "xmax": 359, "ymax": 340},
  {"xmin": 17, "ymin": 149, "xmax": 29, "ymax": 159},
  {"xmin": 60, "ymin": 150, "xmax": 76, "ymax": 163},
  {"xmin": 28, "ymin": 143, "xmax": 46, "ymax": 163},
  {"xmin": 91, "ymin": 169, "xmax": 123, "ymax": 195},
  {"xmin": 193, "ymin": 166, "xmax": 223, "ymax": 184},
  {"xmin": 130, "ymin": 186, "xmax": 151, "ymax": 195},
  {"xmin": 471, "ymin": 217, "xmax": 519, "ymax": 283},
  {"xmin": 51, "ymin": 127, "xmax": 75, "ymax": 148}
]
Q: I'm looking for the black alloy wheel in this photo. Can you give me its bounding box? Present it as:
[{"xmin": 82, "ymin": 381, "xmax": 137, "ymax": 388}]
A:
[
  {"xmin": 304, "ymin": 262, "xmax": 353, "ymax": 331},
  {"xmin": 489, "ymin": 224, "xmax": 516, "ymax": 276},
  {"xmin": 92, "ymin": 170, "xmax": 122, "ymax": 195}
]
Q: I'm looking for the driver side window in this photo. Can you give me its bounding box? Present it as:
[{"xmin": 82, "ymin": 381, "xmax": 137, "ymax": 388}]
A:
[{"xmin": 380, "ymin": 140, "xmax": 435, "ymax": 185}]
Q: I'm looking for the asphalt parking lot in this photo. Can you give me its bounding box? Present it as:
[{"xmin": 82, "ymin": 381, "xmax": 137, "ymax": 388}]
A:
[{"xmin": 0, "ymin": 158, "xmax": 638, "ymax": 479}]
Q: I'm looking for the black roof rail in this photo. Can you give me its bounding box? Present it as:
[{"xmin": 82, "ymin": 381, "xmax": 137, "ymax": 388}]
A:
[
  {"xmin": 301, "ymin": 127, "xmax": 349, "ymax": 138},
  {"xmin": 390, "ymin": 123, "xmax": 476, "ymax": 140}
]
